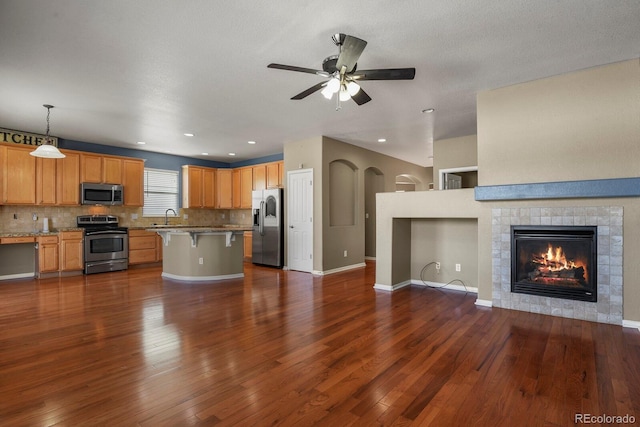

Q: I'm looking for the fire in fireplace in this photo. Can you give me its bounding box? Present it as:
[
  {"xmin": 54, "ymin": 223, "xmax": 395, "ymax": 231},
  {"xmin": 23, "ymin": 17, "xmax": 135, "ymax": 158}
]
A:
[{"xmin": 511, "ymin": 226, "xmax": 597, "ymax": 302}]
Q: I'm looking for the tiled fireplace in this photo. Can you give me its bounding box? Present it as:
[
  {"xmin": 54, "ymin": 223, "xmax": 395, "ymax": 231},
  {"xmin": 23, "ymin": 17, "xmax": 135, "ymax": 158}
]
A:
[{"xmin": 492, "ymin": 206, "xmax": 623, "ymax": 325}]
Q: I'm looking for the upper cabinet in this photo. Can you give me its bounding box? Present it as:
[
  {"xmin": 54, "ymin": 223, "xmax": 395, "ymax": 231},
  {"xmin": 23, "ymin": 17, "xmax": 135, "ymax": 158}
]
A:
[
  {"xmin": 239, "ymin": 167, "xmax": 253, "ymax": 208},
  {"xmin": 122, "ymin": 159, "xmax": 144, "ymax": 207},
  {"xmin": 80, "ymin": 153, "xmax": 124, "ymax": 184},
  {"xmin": 216, "ymin": 169, "xmax": 232, "ymax": 209},
  {"xmin": 266, "ymin": 161, "xmax": 284, "ymax": 189},
  {"xmin": 183, "ymin": 165, "xmax": 217, "ymax": 209},
  {"xmin": 1, "ymin": 145, "xmax": 37, "ymax": 204},
  {"xmin": 56, "ymin": 150, "xmax": 81, "ymax": 205},
  {"xmin": 252, "ymin": 164, "xmax": 266, "ymax": 191}
]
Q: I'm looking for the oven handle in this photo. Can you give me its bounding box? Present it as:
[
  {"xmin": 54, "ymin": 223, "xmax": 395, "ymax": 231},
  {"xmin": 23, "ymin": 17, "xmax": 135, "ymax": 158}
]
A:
[{"xmin": 85, "ymin": 230, "xmax": 128, "ymax": 236}]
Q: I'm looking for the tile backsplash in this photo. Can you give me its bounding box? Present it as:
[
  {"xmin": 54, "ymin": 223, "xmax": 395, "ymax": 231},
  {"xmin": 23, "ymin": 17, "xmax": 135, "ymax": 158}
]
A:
[{"xmin": 0, "ymin": 205, "xmax": 252, "ymax": 232}]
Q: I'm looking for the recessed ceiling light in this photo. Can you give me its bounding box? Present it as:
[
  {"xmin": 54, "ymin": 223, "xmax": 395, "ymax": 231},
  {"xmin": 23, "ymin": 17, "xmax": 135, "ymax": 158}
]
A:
[
  {"xmin": 422, "ymin": 108, "xmax": 435, "ymax": 113},
  {"xmin": 184, "ymin": 133, "xmax": 194, "ymax": 137},
  {"xmin": 378, "ymin": 138, "xmax": 386, "ymax": 143},
  {"xmin": 136, "ymin": 141, "xmax": 146, "ymax": 145},
  {"xmin": 247, "ymin": 140, "xmax": 256, "ymax": 145},
  {"xmin": 228, "ymin": 152, "xmax": 236, "ymax": 156},
  {"xmin": 201, "ymin": 152, "xmax": 209, "ymax": 155}
]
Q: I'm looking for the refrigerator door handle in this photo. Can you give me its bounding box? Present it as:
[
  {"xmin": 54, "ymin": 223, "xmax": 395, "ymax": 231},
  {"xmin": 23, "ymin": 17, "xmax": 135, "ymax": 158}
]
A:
[{"xmin": 260, "ymin": 200, "xmax": 265, "ymax": 236}]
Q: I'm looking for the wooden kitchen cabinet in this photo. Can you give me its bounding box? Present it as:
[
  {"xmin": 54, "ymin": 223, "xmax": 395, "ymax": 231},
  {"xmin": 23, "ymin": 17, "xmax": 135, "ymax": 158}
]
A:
[
  {"xmin": 230, "ymin": 166, "xmax": 253, "ymax": 208},
  {"xmin": 232, "ymin": 169, "xmax": 241, "ymax": 208},
  {"xmin": 122, "ymin": 159, "xmax": 144, "ymax": 207},
  {"xmin": 80, "ymin": 153, "xmax": 103, "ymax": 183},
  {"xmin": 38, "ymin": 235, "xmax": 59, "ymax": 273},
  {"xmin": 182, "ymin": 165, "xmax": 216, "ymax": 208},
  {"xmin": 103, "ymin": 156, "xmax": 122, "ymax": 184},
  {"xmin": 129, "ymin": 229, "xmax": 162, "ymax": 264},
  {"xmin": 35, "ymin": 150, "xmax": 81, "ymax": 206},
  {"xmin": 216, "ymin": 168, "xmax": 233, "ymax": 209},
  {"xmin": 243, "ymin": 231, "xmax": 252, "ymax": 259},
  {"xmin": 1, "ymin": 144, "xmax": 36, "ymax": 204},
  {"xmin": 252, "ymin": 164, "xmax": 266, "ymax": 191},
  {"xmin": 266, "ymin": 162, "xmax": 283, "ymax": 188},
  {"xmin": 240, "ymin": 167, "xmax": 253, "ymax": 208},
  {"xmin": 203, "ymin": 168, "xmax": 216, "ymax": 208},
  {"xmin": 59, "ymin": 231, "xmax": 84, "ymax": 272},
  {"xmin": 56, "ymin": 151, "xmax": 80, "ymax": 205},
  {"xmin": 81, "ymin": 153, "xmax": 127, "ymax": 185},
  {"xmin": 36, "ymin": 158, "xmax": 58, "ymax": 205}
]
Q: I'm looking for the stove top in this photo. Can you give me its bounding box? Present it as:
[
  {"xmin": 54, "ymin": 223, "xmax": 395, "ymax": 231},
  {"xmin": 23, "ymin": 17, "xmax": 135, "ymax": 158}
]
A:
[{"xmin": 77, "ymin": 215, "xmax": 127, "ymax": 232}]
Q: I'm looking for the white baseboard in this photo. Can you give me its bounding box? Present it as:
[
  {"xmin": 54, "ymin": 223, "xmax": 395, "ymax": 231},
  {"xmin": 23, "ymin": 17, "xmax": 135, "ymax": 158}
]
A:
[
  {"xmin": 364, "ymin": 256, "xmax": 376, "ymax": 261},
  {"xmin": 475, "ymin": 299, "xmax": 493, "ymax": 307},
  {"xmin": 312, "ymin": 262, "xmax": 366, "ymax": 276},
  {"xmin": 622, "ymin": 319, "xmax": 640, "ymax": 330},
  {"xmin": 0, "ymin": 272, "xmax": 35, "ymax": 280},
  {"xmin": 411, "ymin": 279, "xmax": 478, "ymax": 294},
  {"xmin": 373, "ymin": 280, "xmax": 411, "ymax": 291}
]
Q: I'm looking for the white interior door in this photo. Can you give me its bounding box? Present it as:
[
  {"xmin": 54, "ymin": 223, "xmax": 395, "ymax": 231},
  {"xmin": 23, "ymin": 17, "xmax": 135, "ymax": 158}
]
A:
[{"xmin": 287, "ymin": 169, "xmax": 313, "ymax": 272}]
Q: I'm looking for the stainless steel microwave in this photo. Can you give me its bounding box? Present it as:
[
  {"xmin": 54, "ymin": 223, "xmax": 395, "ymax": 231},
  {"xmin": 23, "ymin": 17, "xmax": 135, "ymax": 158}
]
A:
[{"xmin": 80, "ymin": 183, "xmax": 124, "ymax": 205}]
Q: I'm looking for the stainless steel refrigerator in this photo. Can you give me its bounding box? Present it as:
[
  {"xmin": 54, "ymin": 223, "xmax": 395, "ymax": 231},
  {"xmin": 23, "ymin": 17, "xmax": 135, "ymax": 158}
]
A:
[{"xmin": 252, "ymin": 188, "xmax": 284, "ymax": 267}]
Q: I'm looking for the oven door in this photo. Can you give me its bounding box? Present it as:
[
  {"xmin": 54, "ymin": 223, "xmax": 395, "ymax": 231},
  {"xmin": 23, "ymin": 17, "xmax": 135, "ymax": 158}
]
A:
[{"xmin": 84, "ymin": 231, "xmax": 129, "ymax": 262}]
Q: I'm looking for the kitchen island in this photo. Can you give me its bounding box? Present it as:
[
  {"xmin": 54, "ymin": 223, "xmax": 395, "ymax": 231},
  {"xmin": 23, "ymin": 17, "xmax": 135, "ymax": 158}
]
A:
[{"xmin": 149, "ymin": 226, "xmax": 252, "ymax": 282}]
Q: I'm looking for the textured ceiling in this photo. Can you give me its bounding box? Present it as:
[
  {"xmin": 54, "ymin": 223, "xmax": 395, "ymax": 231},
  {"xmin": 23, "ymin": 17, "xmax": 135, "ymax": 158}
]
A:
[{"xmin": 1, "ymin": 0, "xmax": 639, "ymax": 167}]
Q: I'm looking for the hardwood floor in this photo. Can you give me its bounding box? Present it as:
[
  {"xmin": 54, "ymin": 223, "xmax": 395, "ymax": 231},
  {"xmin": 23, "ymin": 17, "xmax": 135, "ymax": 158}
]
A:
[{"xmin": 0, "ymin": 262, "xmax": 639, "ymax": 426}]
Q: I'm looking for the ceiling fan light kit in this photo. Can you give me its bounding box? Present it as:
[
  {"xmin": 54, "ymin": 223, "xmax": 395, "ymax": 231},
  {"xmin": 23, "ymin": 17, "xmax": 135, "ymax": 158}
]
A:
[{"xmin": 268, "ymin": 33, "xmax": 415, "ymax": 108}]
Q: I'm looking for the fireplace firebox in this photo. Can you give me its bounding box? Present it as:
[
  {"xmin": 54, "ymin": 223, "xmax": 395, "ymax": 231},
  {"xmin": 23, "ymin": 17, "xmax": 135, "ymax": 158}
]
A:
[{"xmin": 511, "ymin": 226, "xmax": 597, "ymax": 302}]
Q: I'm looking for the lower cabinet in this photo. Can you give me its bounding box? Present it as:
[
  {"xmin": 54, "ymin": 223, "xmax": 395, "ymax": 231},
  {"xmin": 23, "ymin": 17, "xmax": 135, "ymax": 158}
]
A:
[
  {"xmin": 60, "ymin": 231, "xmax": 84, "ymax": 272},
  {"xmin": 129, "ymin": 230, "xmax": 163, "ymax": 264},
  {"xmin": 38, "ymin": 235, "xmax": 59, "ymax": 273},
  {"xmin": 243, "ymin": 231, "xmax": 252, "ymax": 260}
]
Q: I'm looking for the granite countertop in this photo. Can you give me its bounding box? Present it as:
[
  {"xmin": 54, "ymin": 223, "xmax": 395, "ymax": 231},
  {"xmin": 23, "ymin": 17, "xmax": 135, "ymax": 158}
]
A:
[
  {"xmin": 0, "ymin": 228, "xmax": 84, "ymax": 238},
  {"xmin": 145, "ymin": 225, "xmax": 252, "ymax": 233}
]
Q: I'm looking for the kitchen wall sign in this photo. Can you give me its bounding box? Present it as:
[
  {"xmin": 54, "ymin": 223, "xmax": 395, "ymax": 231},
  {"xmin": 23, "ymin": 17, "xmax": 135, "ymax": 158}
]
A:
[{"xmin": 0, "ymin": 127, "xmax": 59, "ymax": 147}]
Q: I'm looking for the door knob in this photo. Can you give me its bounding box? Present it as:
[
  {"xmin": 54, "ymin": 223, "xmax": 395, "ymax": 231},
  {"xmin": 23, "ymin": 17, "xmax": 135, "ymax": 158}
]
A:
[{"xmin": 289, "ymin": 225, "xmax": 294, "ymax": 228}]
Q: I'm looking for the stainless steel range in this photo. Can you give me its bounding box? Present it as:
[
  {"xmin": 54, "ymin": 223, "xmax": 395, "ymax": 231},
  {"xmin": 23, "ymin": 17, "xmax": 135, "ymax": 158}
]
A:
[{"xmin": 77, "ymin": 215, "xmax": 129, "ymax": 274}]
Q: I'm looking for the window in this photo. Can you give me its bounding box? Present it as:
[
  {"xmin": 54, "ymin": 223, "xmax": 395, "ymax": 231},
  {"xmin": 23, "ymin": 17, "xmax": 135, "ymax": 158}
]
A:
[{"xmin": 143, "ymin": 168, "xmax": 179, "ymax": 217}]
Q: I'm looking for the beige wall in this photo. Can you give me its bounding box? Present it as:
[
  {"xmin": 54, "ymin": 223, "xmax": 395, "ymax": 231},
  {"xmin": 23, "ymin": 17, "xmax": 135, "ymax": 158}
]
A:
[
  {"xmin": 411, "ymin": 218, "xmax": 478, "ymax": 287},
  {"xmin": 433, "ymin": 135, "xmax": 478, "ymax": 190},
  {"xmin": 283, "ymin": 135, "xmax": 431, "ymax": 273},
  {"xmin": 478, "ymin": 59, "xmax": 640, "ymax": 186},
  {"xmin": 476, "ymin": 59, "xmax": 640, "ymax": 321},
  {"xmin": 283, "ymin": 136, "xmax": 324, "ymax": 271}
]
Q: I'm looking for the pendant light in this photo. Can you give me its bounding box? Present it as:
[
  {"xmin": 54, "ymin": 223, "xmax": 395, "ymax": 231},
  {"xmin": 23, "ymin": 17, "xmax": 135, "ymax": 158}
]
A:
[{"xmin": 30, "ymin": 104, "xmax": 65, "ymax": 158}]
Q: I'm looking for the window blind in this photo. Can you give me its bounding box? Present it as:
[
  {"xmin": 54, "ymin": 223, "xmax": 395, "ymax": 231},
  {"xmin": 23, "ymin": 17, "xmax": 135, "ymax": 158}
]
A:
[{"xmin": 143, "ymin": 168, "xmax": 179, "ymax": 217}]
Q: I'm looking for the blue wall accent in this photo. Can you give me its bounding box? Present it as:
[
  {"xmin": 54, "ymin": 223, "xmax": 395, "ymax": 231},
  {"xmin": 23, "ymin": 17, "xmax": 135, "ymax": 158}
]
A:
[
  {"xmin": 230, "ymin": 153, "xmax": 284, "ymax": 168},
  {"xmin": 475, "ymin": 177, "xmax": 640, "ymax": 201},
  {"xmin": 59, "ymin": 138, "xmax": 284, "ymax": 210},
  {"xmin": 60, "ymin": 139, "xmax": 232, "ymax": 170}
]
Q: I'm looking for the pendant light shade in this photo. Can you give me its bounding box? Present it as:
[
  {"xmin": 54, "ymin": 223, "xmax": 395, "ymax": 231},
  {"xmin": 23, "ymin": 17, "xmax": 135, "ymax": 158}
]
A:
[{"xmin": 30, "ymin": 105, "xmax": 65, "ymax": 159}]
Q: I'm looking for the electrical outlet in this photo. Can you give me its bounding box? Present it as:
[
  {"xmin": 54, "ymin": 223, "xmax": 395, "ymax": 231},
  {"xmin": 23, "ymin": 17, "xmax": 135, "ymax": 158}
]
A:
[
  {"xmin": 435, "ymin": 262, "xmax": 441, "ymax": 271},
  {"xmin": 183, "ymin": 214, "xmax": 188, "ymax": 220},
  {"xmin": 456, "ymin": 263, "xmax": 461, "ymax": 272},
  {"xmin": 199, "ymin": 257, "xmax": 204, "ymax": 265},
  {"xmin": 131, "ymin": 213, "xmax": 138, "ymax": 220},
  {"xmin": 343, "ymin": 250, "xmax": 347, "ymax": 257},
  {"xmin": 221, "ymin": 213, "xmax": 225, "ymax": 219},
  {"xmin": 32, "ymin": 213, "xmax": 38, "ymax": 221}
]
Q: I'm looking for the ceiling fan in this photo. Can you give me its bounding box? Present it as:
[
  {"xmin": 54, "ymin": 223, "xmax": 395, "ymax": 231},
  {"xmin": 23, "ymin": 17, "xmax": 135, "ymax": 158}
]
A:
[{"xmin": 268, "ymin": 33, "xmax": 415, "ymax": 108}]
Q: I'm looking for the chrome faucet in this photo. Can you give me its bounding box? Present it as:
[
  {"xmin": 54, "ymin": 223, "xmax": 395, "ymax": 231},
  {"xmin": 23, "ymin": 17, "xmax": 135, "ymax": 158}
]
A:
[{"xmin": 165, "ymin": 208, "xmax": 177, "ymax": 225}]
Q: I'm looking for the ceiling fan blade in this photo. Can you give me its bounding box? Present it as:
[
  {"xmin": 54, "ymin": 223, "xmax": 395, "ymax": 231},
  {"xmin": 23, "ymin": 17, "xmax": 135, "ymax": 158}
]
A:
[
  {"xmin": 268, "ymin": 63, "xmax": 329, "ymax": 77},
  {"xmin": 351, "ymin": 68, "xmax": 416, "ymax": 81},
  {"xmin": 291, "ymin": 81, "xmax": 327, "ymax": 100},
  {"xmin": 351, "ymin": 87, "xmax": 372, "ymax": 105},
  {"xmin": 336, "ymin": 35, "xmax": 367, "ymax": 73}
]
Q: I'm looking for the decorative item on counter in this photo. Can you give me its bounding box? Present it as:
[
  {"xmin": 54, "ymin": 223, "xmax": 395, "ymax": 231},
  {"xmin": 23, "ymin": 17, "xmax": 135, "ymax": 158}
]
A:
[{"xmin": 43, "ymin": 218, "xmax": 49, "ymax": 233}]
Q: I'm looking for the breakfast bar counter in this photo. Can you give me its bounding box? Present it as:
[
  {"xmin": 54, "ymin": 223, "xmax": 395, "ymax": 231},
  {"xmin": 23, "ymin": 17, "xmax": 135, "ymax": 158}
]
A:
[{"xmin": 149, "ymin": 226, "xmax": 252, "ymax": 282}]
